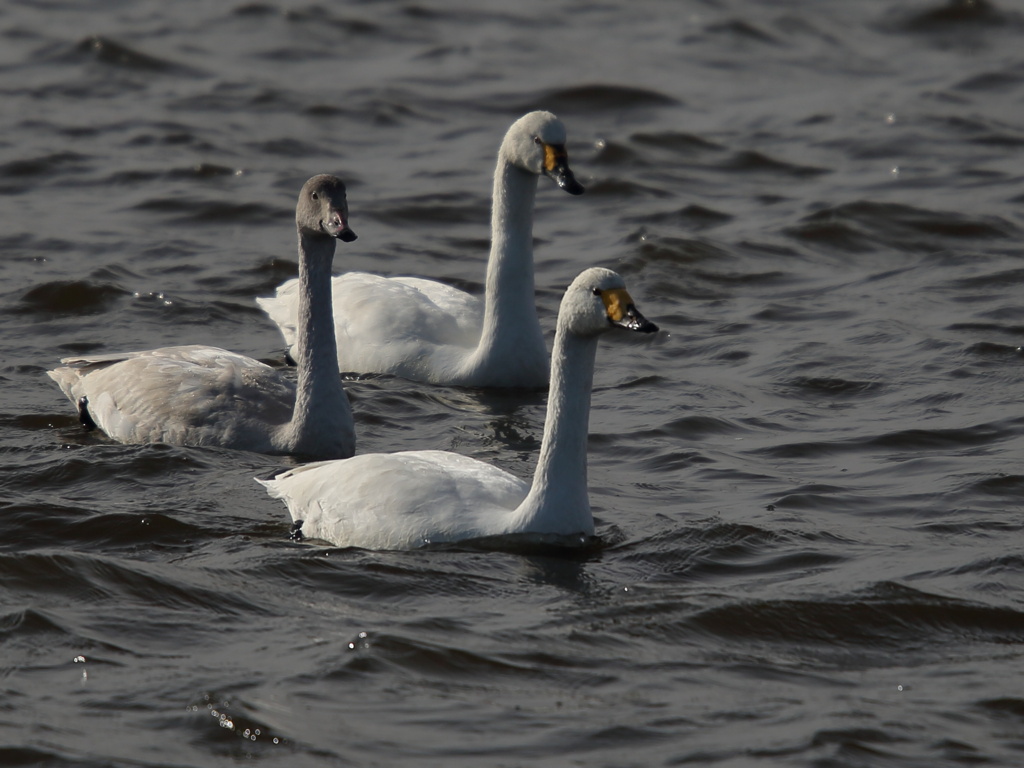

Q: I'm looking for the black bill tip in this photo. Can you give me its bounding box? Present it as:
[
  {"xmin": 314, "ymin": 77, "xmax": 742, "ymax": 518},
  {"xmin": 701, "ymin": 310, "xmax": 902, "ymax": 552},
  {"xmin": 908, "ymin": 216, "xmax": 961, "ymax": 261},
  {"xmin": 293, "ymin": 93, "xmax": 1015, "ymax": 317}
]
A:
[
  {"xmin": 556, "ymin": 168, "xmax": 585, "ymax": 196},
  {"xmin": 620, "ymin": 307, "xmax": 658, "ymax": 334}
]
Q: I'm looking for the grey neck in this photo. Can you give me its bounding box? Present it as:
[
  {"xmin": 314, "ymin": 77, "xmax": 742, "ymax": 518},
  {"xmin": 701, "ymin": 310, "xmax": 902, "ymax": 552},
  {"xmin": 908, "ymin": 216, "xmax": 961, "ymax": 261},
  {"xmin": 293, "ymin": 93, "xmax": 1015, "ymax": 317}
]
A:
[{"xmin": 283, "ymin": 229, "xmax": 353, "ymax": 453}]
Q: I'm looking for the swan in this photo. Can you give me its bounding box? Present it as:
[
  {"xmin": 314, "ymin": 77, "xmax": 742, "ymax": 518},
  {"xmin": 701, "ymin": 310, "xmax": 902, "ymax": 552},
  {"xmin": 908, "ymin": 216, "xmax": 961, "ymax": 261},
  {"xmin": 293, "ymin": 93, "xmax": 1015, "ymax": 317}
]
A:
[
  {"xmin": 258, "ymin": 267, "xmax": 658, "ymax": 550},
  {"xmin": 47, "ymin": 174, "xmax": 358, "ymax": 459},
  {"xmin": 257, "ymin": 110, "xmax": 585, "ymax": 388}
]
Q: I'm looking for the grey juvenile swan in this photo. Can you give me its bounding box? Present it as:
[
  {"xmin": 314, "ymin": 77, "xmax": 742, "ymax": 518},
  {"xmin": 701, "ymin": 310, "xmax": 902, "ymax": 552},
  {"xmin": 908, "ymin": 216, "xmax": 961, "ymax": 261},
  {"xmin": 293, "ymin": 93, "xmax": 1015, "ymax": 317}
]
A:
[{"xmin": 48, "ymin": 174, "xmax": 357, "ymax": 458}]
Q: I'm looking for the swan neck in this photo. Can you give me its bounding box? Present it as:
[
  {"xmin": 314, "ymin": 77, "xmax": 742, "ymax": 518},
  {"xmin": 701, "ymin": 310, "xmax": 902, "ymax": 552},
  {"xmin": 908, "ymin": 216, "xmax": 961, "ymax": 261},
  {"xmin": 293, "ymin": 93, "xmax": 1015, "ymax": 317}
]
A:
[
  {"xmin": 516, "ymin": 326, "xmax": 598, "ymax": 533},
  {"xmin": 477, "ymin": 159, "xmax": 540, "ymax": 350},
  {"xmin": 286, "ymin": 230, "xmax": 352, "ymax": 451}
]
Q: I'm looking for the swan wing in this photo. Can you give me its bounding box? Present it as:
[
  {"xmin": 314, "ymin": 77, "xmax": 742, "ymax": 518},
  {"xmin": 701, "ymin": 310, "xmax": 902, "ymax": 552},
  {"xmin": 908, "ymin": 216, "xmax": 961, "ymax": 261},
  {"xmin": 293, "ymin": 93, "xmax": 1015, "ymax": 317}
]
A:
[
  {"xmin": 260, "ymin": 450, "xmax": 529, "ymax": 550},
  {"xmin": 390, "ymin": 276, "xmax": 483, "ymax": 339},
  {"xmin": 260, "ymin": 273, "xmax": 482, "ymax": 348},
  {"xmin": 332, "ymin": 273, "xmax": 481, "ymax": 346},
  {"xmin": 48, "ymin": 345, "xmax": 294, "ymax": 448},
  {"xmin": 259, "ymin": 272, "xmax": 484, "ymax": 381}
]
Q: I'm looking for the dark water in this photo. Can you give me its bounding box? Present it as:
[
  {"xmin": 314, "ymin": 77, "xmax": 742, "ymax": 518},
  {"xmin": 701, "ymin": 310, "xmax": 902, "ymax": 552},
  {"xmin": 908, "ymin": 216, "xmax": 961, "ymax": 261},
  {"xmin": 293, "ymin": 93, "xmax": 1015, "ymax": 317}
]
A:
[{"xmin": 2, "ymin": 0, "xmax": 1024, "ymax": 765}]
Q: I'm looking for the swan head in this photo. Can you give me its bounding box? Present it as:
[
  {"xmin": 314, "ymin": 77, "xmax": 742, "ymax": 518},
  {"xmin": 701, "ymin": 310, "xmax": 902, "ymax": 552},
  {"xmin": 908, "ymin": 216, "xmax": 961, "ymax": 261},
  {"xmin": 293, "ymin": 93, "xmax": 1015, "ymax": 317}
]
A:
[
  {"xmin": 561, "ymin": 267, "xmax": 659, "ymax": 337},
  {"xmin": 297, "ymin": 174, "xmax": 357, "ymax": 242},
  {"xmin": 502, "ymin": 111, "xmax": 585, "ymax": 196}
]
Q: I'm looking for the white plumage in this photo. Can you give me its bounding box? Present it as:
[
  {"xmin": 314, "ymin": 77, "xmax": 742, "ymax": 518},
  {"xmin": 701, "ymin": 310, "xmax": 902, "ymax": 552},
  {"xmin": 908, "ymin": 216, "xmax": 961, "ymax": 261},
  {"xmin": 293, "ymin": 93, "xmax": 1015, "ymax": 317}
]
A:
[
  {"xmin": 257, "ymin": 111, "xmax": 585, "ymax": 388},
  {"xmin": 48, "ymin": 175, "xmax": 358, "ymax": 458},
  {"xmin": 259, "ymin": 267, "xmax": 658, "ymax": 550}
]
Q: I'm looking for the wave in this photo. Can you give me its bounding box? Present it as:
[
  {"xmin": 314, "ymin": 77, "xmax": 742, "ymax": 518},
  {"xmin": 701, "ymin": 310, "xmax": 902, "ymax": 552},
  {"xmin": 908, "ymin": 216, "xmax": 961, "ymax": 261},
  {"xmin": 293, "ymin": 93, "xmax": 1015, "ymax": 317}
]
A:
[
  {"xmin": 783, "ymin": 201, "xmax": 1018, "ymax": 254},
  {"xmin": 72, "ymin": 35, "xmax": 205, "ymax": 77},
  {"xmin": 688, "ymin": 581, "xmax": 1024, "ymax": 650},
  {"xmin": 11, "ymin": 280, "xmax": 128, "ymax": 317}
]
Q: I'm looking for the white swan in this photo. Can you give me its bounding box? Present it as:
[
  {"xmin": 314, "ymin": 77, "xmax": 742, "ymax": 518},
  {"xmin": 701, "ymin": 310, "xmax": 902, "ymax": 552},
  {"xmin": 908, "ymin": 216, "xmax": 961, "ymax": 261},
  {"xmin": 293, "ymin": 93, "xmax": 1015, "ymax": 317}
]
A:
[
  {"xmin": 258, "ymin": 267, "xmax": 658, "ymax": 550},
  {"xmin": 257, "ymin": 111, "xmax": 585, "ymax": 388},
  {"xmin": 48, "ymin": 174, "xmax": 357, "ymax": 459}
]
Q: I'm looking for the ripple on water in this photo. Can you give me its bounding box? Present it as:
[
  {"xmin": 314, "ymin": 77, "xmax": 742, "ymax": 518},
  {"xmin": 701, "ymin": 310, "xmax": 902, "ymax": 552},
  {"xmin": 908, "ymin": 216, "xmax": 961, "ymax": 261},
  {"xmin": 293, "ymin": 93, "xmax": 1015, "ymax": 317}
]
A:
[
  {"xmin": 72, "ymin": 35, "xmax": 206, "ymax": 76},
  {"xmin": 615, "ymin": 522, "xmax": 846, "ymax": 582},
  {"xmin": 782, "ymin": 375, "xmax": 885, "ymax": 399},
  {"xmin": 0, "ymin": 551, "xmax": 266, "ymax": 619},
  {"xmin": 881, "ymin": 0, "xmax": 1024, "ymax": 35},
  {"xmin": 582, "ymin": 178, "xmax": 675, "ymax": 200},
  {"xmin": 783, "ymin": 200, "xmax": 1019, "ymax": 255},
  {"xmin": 0, "ymin": 152, "xmax": 93, "ymax": 192},
  {"xmin": 497, "ymin": 83, "xmax": 680, "ymax": 117},
  {"xmin": 715, "ymin": 149, "xmax": 830, "ymax": 178},
  {"xmin": 104, "ymin": 163, "xmax": 242, "ymax": 186},
  {"xmin": 12, "ymin": 280, "xmax": 129, "ymax": 317},
  {"xmin": 368, "ymin": 192, "xmax": 488, "ymax": 226},
  {"xmin": 131, "ymin": 197, "xmax": 283, "ymax": 225},
  {"xmin": 687, "ymin": 581, "xmax": 1024, "ymax": 652},
  {"xmin": 632, "ymin": 130, "xmax": 726, "ymax": 155},
  {"xmin": 753, "ymin": 418, "xmax": 1017, "ymax": 460},
  {"xmin": 625, "ymin": 204, "xmax": 735, "ymax": 232},
  {"xmin": 180, "ymin": 691, "xmax": 292, "ymax": 755},
  {"xmin": 0, "ymin": 505, "xmax": 203, "ymax": 552}
]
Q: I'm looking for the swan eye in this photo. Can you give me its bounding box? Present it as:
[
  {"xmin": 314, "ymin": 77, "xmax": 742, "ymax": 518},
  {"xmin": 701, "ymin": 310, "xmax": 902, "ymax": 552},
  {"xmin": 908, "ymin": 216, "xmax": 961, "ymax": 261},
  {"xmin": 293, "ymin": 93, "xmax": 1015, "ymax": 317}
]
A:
[
  {"xmin": 311, "ymin": 191, "xmax": 319, "ymax": 200},
  {"xmin": 534, "ymin": 136, "xmax": 542, "ymax": 145},
  {"xmin": 592, "ymin": 288, "xmax": 602, "ymax": 296}
]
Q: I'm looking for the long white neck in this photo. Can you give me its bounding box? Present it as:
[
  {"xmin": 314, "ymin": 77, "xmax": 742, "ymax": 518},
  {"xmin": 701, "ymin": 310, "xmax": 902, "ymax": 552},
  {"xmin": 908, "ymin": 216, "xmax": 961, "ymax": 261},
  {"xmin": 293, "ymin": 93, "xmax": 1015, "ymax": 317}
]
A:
[
  {"xmin": 280, "ymin": 230, "xmax": 354, "ymax": 455},
  {"xmin": 512, "ymin": 325, "xmax": 598, "ymax": 535},
  {"xmin": 471, "ymin": 156, "xmax": 545, "ymax": 366}
]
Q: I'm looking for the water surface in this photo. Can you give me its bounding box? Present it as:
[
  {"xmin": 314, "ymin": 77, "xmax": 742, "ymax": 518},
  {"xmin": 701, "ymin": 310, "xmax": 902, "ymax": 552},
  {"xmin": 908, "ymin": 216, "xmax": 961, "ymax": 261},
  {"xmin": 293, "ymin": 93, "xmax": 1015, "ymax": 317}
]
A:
[{"xmin": 2, "ymin": 1, "xmax": 1023, "ymax": 766}]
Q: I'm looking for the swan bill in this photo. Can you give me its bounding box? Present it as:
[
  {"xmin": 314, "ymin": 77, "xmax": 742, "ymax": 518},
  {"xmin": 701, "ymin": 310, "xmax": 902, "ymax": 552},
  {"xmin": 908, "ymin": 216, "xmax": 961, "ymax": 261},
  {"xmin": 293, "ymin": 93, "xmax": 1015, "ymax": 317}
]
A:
[
  {"xmin": 602, "ymin": 288, "xmax": 659, "ymax": 334},
  {"xmin": 542, "ymin": 143, "xmax": 584, "ymax": 195},
  {"xmin": 322, "ymin": 213, "xmax": 357, "ymax": 241}
]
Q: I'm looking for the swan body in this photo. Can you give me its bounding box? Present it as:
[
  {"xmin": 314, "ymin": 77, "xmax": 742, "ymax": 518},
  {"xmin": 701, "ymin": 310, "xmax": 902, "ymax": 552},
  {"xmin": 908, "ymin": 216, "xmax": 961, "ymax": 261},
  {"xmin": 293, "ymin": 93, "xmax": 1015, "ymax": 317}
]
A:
[
  {"xmin": 48, "ymin": 174, "xmax": 358, "ymax": 459},
  {"xmin": 259, "ymin": 267, "xmax": 658, "ymax": 550},
  {"xmin": 258, "ymin": 110, "xmax": 585, "ymax": 388}
]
